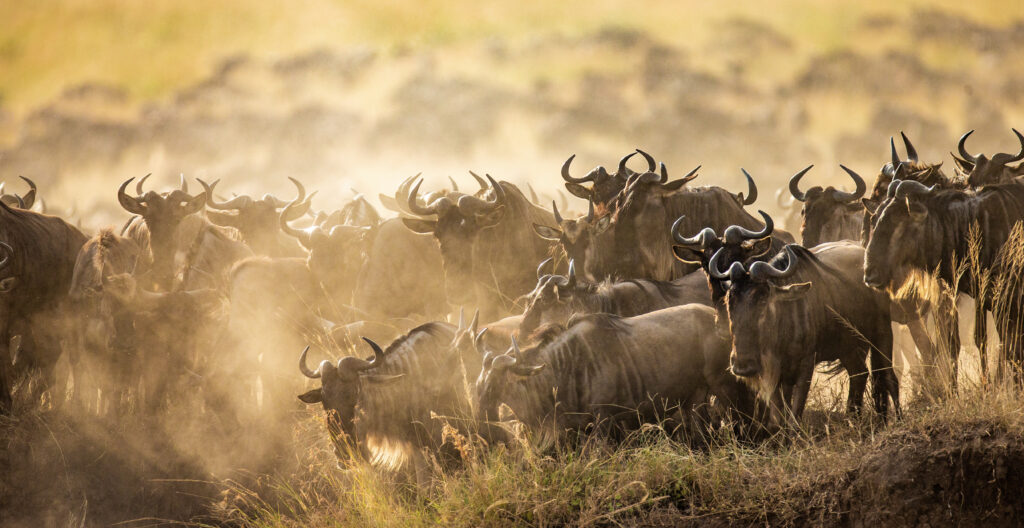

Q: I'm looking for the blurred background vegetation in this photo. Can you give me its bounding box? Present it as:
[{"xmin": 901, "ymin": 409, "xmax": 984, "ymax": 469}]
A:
[{"xmin": 0, "ymin": 0, "xmax": 1023, "ymax": 226}]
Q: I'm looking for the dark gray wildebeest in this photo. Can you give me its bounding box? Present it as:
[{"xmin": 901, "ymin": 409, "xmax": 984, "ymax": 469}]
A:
[
  {"xmin": 197, "ymin": 177, "xmax": 315, "ymax": 257},
  {"xmin": 402, "ymin": 174, "xmax": 556, "ymax": 321},
  {"xmin": 532, "ymin": 199, "xmax": 600, "ymax": 276},
  {"xmin": 610, "ymin": 164, "xmax": 793, "ymax": 280},
  {"xmin": 952, "ymin": 129, "xmax": 1024, "ymax": 188},
  {"xmin": 0, "ymin": 200, "xmax": 88, "ymax": 413},
  {"xmin": 518, "ymin": 258, "xmax": 711, "ymax": 339},
  {"xmin": 714, "ymin": 243, "xmax": 899, "ymax": 427},
  {"xmin": 475, "ymin": 304, "xmax": 754, "ymax": 444},
  {"xmin": 119, "ymin": 175, "xmax": 252, "ymax": 291},
  {"xmin": 298, "ymin": 318, "xmax": 485, "ymax": 476},
  {"xmin": 559, "ymin": 149, "xmax": 657, "ymax": 214},
  {"xmin": 0, "ymin": 176, "xmax": 44, "ymax": 212},
  {"xmin": 788, "ymin": 165, "xmax": 866, "ymax": 247},
  {"xmin": 865, "ymin": 178, "xmax": 1024, "ymax": 381}
]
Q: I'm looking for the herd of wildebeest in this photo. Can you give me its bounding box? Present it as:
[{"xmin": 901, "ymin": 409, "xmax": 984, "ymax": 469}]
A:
[{"xmin": 3, "ymin": 128, "xmax": 1024, "ymax": 473}]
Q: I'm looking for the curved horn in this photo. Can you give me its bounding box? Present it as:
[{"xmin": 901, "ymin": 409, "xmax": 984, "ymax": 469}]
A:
[
  {"xmin": 0, "ymin": 241, "xmax": 12, "ymax": 270},
  {"xmin": 636, "ymin": 149, "xmax": 656, "ymax": 172},
  {"xmin": 118, "ymin": 177, "xmax": 147, "ymax": 215},
  {"xmin": 469, "ymin": 171, "xmax": 488, "ymax": 191},
  {"xmin": 537, "ymin": 257, "xmax": 554, "ymax": 279},
  {"xmin": 565, "ymin": 259, "xmax": 577, "ymax": 289},
  {"xmin": 617, "ymin": 152, "xmax": 637, "ymax": 175},
  {"xmin": 17, "ymin": 176, "xmax": 36, "ymax": 209},
  {"xmin": 282, "ymin": 191, "xmax": 318, "ymax": 222},
  {"xmin": 671, "ymin": 216, "xmax": 714, "ymax": 248},
  {"xmin": 14, "ymin": 195, "xmax": 24, "ymax": 209},
  {"xmin": 527, "ymin": 183, "xmax": 539, "ymax": 204},
  {"xmin": 657, "ymin": 162, "xmax": 669, "ymax": 184},
  {"xmin": 487, "ymin": 175, "xmax": 506, "ymax": 205},
  {"xmin": 135, "ymin": 173, "xmax": 151, "ymax": 196},
  {"xmin": 448, "ymin": 175, "xmax": 459, "ymax": 192},
  {"xmin": 788, "ymin": 164, "xmax": 813, "ymax": 202},
  {"xmin": 724, "ymin": 210, "xmax": 774, "ymax": 244},
  {"xmin": 358, "ymin": 337, "xmax": 387, "ymax": 371},
  {"xmin": 991, "ymin": 128, "xmax": 1024, "ymax": 165},
  {"xmin": 280, "ymin": 201, "xmax": 314, "ymax": 247},
  {"xmin": 678, "ymin": 165, "xmax": 700, "ymax": 185},
  {"xmin": 740, "ymin": 168, "xmax": 758, "ymax": 205},
  {"xmin": 264, "ymin": 177, "xmax": 308, "ymax": 209},
  {"xmin": 299, "ymin": 346, "xmax": 321, "ymax": 379},
  {"xmin": 890, "ymin": 137, "xmax": 900, "ymax": 167},
  {"xmin": 552, "ymin": 200, "xmax": 563, "ymax": 224},
  {"xmin": 900, "ymin": 131, "xmax": 918, "ymax": 162},
  {"xmin": 561, "ymin": 154, "xmax": 591, "ymax": 183},
  {"xmin": 179, "ymin": 174, "xmax": 189, "ymax": 193},
  {"xmin": 958, "ymin": 130, "xmax": 978, "ymax": 162},
  {"xmin": 407, "ymin": 178, "xmax": 439, "ymax": 216},
  {"xmin": 748, "ymin": 245, "xmax": 799, "ymax": 281},
  {"xmin": 707, "ymin": 247, "xmax": 747, "ymax": 281},
  {"xmin": 833, "ymin": 165, "xmax": 867, "ymax": 202}
]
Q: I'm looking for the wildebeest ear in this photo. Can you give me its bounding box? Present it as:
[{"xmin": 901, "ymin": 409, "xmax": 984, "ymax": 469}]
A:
[
  {"xmin": 363, "ymin": 373, "xmax": 405, "ymax": 384},
  {"xmin": 906, "ymin": 199, "xmax": 927, "ymax": 220},
  {"xmin": 401, "ymin": 218, "xmax": 437, "ymax": 234},
  {"xmin": 861, "ymin": 198, "xmax": 880, "ymax": 214},
  {"xmin": 0, "ymin": 277, "xmax": 16, "ymax": 293},
  {"xmin": 671, "ymin": 245, "xmax": 703, "ymax": 264},
  {"xmin": 771, "ymin": 281, "xmax": 812, "ymax": 300},
  {"xmin": 533, "ymin": 223, "xmax": 562, "ymax": 240},
  {"xmin": 297, "ymin": 389, "xmax": 323, "ymax": 404},
  {"xmin": 379, "ymin": 194, "xmax": 403, "ymax": 213},
  {"xmin": 564, "ymin": 183, "xmax": 591, "ymax": 200}
]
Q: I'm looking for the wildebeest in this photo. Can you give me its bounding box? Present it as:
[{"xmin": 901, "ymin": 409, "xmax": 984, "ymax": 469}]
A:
[
  {"xmin": 611, "ymin": 165, "xmax": 792, "ymax": 280},
  {"xmin": 518, "ymin": 259, "xmax": 712, "ymax": 338},
  {"xmin": 715, "ymin": 243, "xmax": 899, "ymax": 426},
  {"xmin": 532, "ymin": 199, "xmax": 597, "ymax": 274},
  {"xmin": 67, "ymin": 229, "xmax": 143, "ymax": 413},
  {"xmin": 559, "ymin": 149, "xmax": 656, "ymax": 212},
  {"xmin": 953, "ymin": 129, "xmax": 1024, "ymax": 188},
  {"xmin": 475, "ymin": 304, "xmax": 753, "ymax": 442},
  {"xmin": 864, "ymin": 178, "xmax": 1024, "ymax": 379},
  {"xmin": 402, "ymin": 174, "xmax": 556, "ymax": 320},
  {"xmin": 298, "ymin": 319, "xmax": 483, "ymax": 472},
  {"xmin": 788, "ymin": 165, "xmax": 866, "ymax": 246},
  {"xmin": 118, "ymin": 175, "xmax": 210, "ymax": 291},
  {"xmin": 0, "ymin": 200, "xmax": 88, "ymax": 412},
  {"xmin": 197, "ymin": 177, "xmax": 314, "ymax": 257}
]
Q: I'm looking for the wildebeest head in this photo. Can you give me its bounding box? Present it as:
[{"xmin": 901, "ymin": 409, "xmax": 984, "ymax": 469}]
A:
[
  {"xmin": 561, "ymin": 150, "xmax": 656, "ymax": 211},
  {"xmin": 788, "ymin": 164, "xmax": 866, "ymax": 246},
  {"xmin": 533, "ymin": 199, "xmax": 597, "ymax": 272},
  {"xmin": 863, "ymin": 180, "xmax": 936, "ymax": 291},
  {"xmin": 198, "ymin": 177, "xmax": 314, "ymax": 256},
  {"xmin": 401, "ymin": 174, "xmax": 508, "ymax": 305},
  {"xmin": 672, "ymin": 210, "xmax": 776, "ymax": 310},
  {"xmin": 281, "ymin": 202, "xmax": 372, "ymax": 297},
  {"xmin": 475, "ymin": 336, "xmax": 546, "ymax": 424},
  {"xmin": 954, "ymin": 129, "xmax": 1024, "ymax": 188},
  {"xmin": 117, "ymin": 175, "xmax": 208, "ymax": 290},
  {"xmin": 519, "ymin": 259, "xmax": 580, "ymax": 338},
  {"xmin": 861, "ymin": 134, "xmax": 955, "ymax": 245},
  {"xmin": 712, "ymin": 245, "xmax": 811, "ymax": 377},
  {"xmin": 297, "ymin": 339, "xmax": 403, "ymax": 448},
  {"xmin": 0, "ymin": 177, "xmax": 40, "ymax": 212}
]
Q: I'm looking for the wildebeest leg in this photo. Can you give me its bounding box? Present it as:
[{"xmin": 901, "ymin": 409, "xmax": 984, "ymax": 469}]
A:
[
  {"xmin": 789, "ymin": 356, "xmax": 816, "ymax": 423},
  {"xmin": 975, "ymin": 298, "xmax": 989, "ymax": 382},
  {"xmin": 869, "ymin": 323, "xmax": 897, "ymax": 418},
  {"xmin": 0, "ymin": 324, "xmax": 10, "ymax": 413},
  {"xmin": 841, "ymin": 355, "xmax": 869, "ymax": 417}
]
